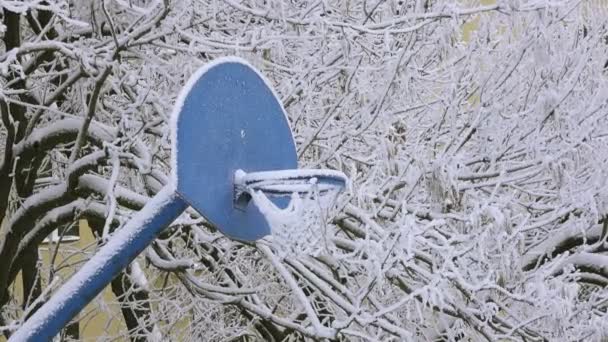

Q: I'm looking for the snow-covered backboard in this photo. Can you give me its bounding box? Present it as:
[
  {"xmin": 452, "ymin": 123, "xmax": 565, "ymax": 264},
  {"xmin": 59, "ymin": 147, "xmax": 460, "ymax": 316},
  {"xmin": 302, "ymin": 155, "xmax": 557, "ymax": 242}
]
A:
[
  {"xmin": 12, "ymin": 58, "xmax": 344, "ymax": 341},
  {"xmin": 171, "ymin": 57, "xmax": 297, "ymax": 241}
]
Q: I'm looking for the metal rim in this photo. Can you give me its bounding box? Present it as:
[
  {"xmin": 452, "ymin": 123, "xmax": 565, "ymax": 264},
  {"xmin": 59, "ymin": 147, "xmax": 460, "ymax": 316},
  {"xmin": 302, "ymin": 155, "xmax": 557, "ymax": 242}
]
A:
[{"xmin": 235, "ymin": 169, "xmax": 347, "ymax": 196}]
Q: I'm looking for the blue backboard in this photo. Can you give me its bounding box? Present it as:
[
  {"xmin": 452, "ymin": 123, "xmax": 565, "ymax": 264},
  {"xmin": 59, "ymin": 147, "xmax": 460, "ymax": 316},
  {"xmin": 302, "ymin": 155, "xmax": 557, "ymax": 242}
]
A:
[
  {"xmin": 11, "ymin": 58, "xmax": 345, "ymax": 340},
  {"xmin": 171, "ymin": 58, "xmax": 297, "ymax": 241}
]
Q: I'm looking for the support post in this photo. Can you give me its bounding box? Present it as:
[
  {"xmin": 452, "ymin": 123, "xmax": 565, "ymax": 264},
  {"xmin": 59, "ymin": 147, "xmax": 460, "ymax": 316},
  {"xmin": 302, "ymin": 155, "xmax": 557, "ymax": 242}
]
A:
[{"xmin": 10, "ymin": 186, "xmax": 188, "ymax": 341}]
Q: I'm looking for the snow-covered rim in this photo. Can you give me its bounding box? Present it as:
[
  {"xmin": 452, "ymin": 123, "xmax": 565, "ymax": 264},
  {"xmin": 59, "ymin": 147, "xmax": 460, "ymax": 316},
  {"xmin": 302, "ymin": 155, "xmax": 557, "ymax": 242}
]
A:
[
  {"xmin": 234, "ymin": 169, "xmax": 347, "ymax": 196},
  {"xmin": 169, "ymin": 56, "xmax": 296, "ymax": 188}
]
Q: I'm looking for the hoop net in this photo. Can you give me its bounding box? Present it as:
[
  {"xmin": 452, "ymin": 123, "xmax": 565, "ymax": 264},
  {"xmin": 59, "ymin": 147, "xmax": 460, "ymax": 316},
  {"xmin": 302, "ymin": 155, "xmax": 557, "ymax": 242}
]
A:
[{"xmin": 236, "ymin": 170, "xmax": 346, "ymax": 258}]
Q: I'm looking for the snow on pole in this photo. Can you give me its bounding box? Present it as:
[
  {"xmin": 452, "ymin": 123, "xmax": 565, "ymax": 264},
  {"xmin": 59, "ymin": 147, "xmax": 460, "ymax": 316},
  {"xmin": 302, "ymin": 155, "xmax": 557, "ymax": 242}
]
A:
[{"xmin": 10, "ymin": 185, "xmax": 188, "ymax": 342}]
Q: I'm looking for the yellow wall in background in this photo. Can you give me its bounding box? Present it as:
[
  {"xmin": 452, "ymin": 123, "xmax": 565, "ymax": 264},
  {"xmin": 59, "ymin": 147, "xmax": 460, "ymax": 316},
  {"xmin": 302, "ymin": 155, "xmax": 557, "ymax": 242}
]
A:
[{"xmin": 461, "ymin": 0, "xmax": 496, "ymax": 42}]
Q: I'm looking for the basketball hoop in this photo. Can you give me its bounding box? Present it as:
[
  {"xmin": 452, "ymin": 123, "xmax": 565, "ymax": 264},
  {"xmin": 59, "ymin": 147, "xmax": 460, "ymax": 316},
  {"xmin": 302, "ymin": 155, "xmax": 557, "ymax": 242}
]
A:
[
  {"xmin": 12, "ymin": 57, "xmax": 351, "ymax": 340},
  {"xmin": 234, "ymin": 169, "xmax": 347, "ymax": 257}
]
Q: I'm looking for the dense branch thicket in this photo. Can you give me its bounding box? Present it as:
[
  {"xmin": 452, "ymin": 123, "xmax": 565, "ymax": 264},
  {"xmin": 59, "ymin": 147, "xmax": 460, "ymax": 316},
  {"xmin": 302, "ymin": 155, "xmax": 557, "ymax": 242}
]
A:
[{"xmin": 1, "ymin": 0, "xmax": 608, "ymax": 341}]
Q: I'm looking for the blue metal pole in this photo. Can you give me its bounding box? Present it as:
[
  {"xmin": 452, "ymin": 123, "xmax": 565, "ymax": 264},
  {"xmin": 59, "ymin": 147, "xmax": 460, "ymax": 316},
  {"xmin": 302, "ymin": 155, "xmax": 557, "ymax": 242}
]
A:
[{"xmin": 10, "ymin": 186, "xmax": 188, "ymax": 341}]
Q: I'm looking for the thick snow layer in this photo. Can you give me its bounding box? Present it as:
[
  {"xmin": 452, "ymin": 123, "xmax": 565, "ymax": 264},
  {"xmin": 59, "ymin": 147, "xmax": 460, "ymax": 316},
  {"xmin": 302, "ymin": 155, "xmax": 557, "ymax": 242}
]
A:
[
  {"xmin": 169, "ymin": 57, "xmax": 295, "ymax": 187},
  {"xmin": 13, "ymin": 118, "xmax": 115, "ymax": 156},
  {"xmin": 237, "ymin": 169, "xmax": 347, "ymax": 183},
  {"xmin": 235, "ymin": 168, "xmax": 347, "ymax": 195}
]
